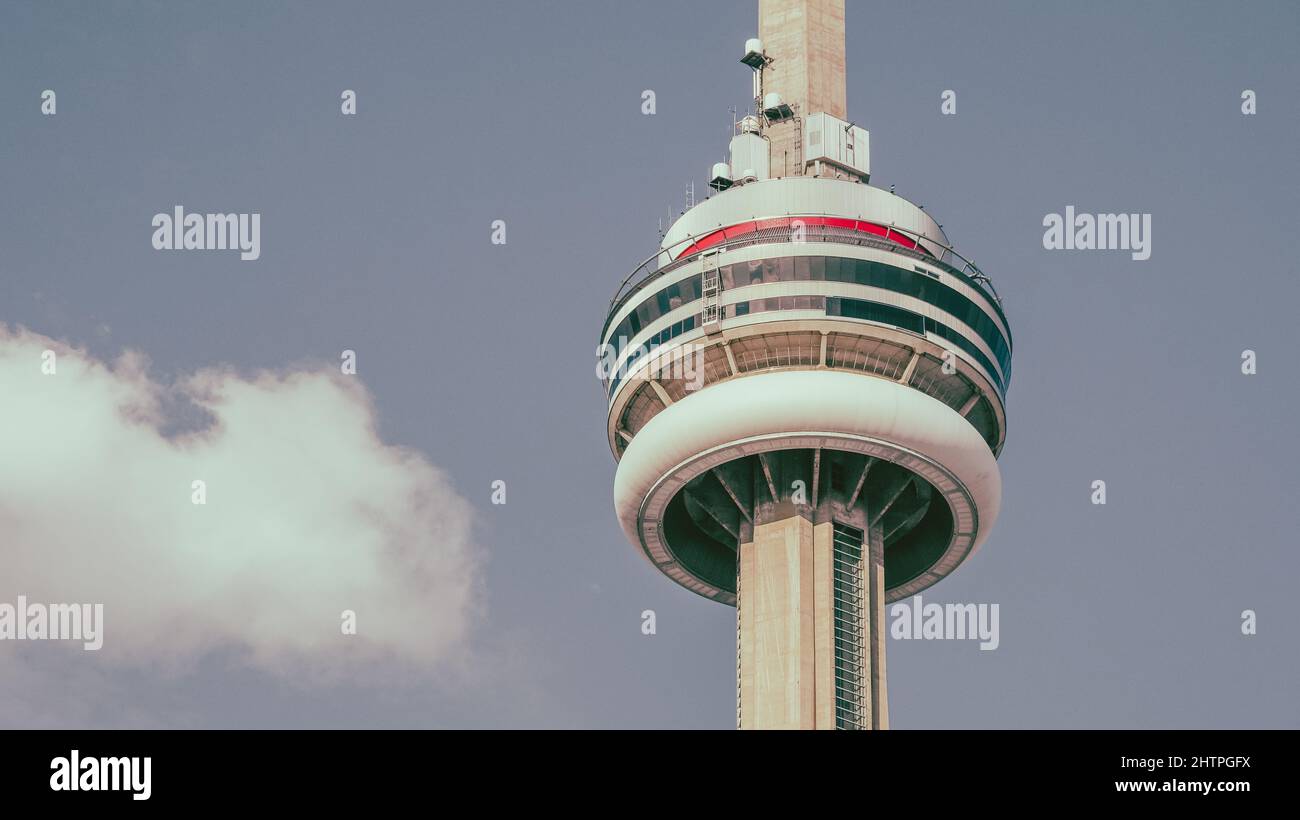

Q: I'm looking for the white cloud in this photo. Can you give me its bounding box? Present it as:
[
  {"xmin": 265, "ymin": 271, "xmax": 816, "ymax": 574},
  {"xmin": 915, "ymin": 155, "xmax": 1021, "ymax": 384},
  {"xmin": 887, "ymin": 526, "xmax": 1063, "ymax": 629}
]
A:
[{"xmin": 0, "ymin": 325, "xmax": 483, "ymax": 682}]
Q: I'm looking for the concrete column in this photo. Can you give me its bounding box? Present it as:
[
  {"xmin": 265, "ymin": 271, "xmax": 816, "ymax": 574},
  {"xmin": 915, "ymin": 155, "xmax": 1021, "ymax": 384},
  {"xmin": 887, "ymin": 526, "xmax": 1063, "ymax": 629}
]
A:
[
  {"xmin": 738, "ymin": 514, "xmax": 816, "ymax": 729},
  {"xmin": 867, "ymin": 516, "xmax": 889, "ymax": 729}
]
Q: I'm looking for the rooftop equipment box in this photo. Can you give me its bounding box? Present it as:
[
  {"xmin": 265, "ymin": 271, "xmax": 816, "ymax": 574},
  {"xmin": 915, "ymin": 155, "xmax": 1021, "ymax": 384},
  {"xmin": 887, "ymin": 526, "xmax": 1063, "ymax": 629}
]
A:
[{"xmin": 804, "ymin": 112, "xmax": 870, "ymax": 181}]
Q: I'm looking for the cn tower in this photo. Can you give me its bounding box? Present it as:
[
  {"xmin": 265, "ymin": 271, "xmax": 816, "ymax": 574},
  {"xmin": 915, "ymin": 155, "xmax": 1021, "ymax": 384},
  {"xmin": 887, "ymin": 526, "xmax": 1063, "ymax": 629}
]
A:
[{"xmin": 600, "ymin": 0, "xmax": 1011, "ymax": 729}]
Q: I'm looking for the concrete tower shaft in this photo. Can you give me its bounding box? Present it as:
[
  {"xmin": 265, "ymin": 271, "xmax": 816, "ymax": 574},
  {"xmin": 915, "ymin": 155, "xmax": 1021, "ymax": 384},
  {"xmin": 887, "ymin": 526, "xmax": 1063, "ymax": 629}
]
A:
[
  {"xmin": 760, "ymin": 0, "xmax": 847, "ymax": 119},
  {"xmin": 759, "ymin": 0, "xmax": 848, "ymax": 179}
]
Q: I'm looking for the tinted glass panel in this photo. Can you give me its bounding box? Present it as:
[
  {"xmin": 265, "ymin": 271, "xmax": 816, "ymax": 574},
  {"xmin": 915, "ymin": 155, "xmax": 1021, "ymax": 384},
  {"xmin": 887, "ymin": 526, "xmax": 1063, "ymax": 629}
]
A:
[{"xmin": 606, "ymin": 255, "xmax": 1012, "ymax": 392}]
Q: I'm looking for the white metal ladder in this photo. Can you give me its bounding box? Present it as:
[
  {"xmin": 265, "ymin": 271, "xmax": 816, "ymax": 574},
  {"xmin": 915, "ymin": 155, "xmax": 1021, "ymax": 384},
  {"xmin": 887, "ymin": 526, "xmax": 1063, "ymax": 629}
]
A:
[{"xmin": 701, "ymin": 251, "xmax": 722, "ymax": 334}]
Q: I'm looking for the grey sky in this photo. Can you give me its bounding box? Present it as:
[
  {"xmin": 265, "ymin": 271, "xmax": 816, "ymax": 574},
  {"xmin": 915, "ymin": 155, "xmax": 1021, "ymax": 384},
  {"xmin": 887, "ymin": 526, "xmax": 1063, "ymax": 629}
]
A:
[{"xmin": 0, "ymin": 0, "xmax": 1297, "ymax": 728}]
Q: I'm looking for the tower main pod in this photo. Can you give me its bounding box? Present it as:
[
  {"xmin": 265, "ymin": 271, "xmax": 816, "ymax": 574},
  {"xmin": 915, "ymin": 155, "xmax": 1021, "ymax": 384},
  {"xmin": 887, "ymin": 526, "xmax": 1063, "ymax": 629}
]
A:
[{"xmin": 601, "ymin": 0, "xmax": 1011, "ymax": 729}]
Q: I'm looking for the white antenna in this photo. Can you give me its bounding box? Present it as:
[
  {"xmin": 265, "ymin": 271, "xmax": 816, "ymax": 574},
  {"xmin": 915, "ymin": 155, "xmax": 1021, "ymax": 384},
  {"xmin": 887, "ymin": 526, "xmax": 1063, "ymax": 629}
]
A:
[{"xmin": 741, "ymin": 37, "xmax": 771, "ymax": 126}]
